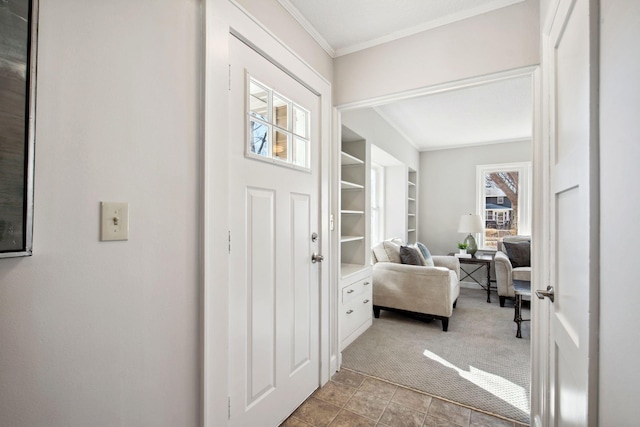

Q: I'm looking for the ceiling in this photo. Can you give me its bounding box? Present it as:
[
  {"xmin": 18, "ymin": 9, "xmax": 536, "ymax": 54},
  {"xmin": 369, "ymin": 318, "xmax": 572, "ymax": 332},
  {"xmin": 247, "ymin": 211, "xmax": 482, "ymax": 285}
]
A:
[
  {"xmin": 279, "ymin": 0, "xmax": 532, "ymax": 151},
  {"xmin": 373, "ymin": 75, "xmax": 532, "ymax": 150},
  {"xmin": 278, "ymin": 0, "xmax": 524, "ymax": 57}
]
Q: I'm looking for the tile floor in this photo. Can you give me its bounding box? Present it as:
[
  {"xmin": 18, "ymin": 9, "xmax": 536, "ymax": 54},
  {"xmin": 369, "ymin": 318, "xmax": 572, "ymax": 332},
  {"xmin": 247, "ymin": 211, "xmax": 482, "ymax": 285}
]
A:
[{"xmin": 281, "ymin": 369, "xmax": 528, "ymax": 427}]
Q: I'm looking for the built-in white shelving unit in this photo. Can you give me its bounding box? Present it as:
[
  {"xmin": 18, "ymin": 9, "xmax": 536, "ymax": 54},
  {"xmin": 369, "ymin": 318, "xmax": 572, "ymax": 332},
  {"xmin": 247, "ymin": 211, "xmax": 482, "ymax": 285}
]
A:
[
  {"xmin": 339, "ymin": 126, "xmax": 372, "ymax": 351},
  {"xmin": 407, "ymin": 169, "xmax": 418, "ymax": 244}
]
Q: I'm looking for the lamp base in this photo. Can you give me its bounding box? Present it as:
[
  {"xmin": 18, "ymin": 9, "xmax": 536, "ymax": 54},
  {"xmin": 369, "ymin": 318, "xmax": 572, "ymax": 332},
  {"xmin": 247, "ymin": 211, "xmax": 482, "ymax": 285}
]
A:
[{"xmin": 464, "ymin": 234, "xmax": 478, "ymax": 256}]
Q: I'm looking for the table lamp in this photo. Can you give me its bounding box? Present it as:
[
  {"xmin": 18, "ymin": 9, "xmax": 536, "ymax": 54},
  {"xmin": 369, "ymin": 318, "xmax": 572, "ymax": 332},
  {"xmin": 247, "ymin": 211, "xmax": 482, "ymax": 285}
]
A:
[{"xmin": 458, "ymin": 214, "xmax": 484, "ymax": 256}]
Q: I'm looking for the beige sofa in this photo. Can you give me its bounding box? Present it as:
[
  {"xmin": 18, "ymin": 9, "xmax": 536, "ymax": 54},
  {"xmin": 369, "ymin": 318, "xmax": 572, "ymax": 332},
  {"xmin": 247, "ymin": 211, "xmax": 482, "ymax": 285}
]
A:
[
  {"xmin": 371, "ymin": 240, "xmax": 460, "ymax": 331},
  {"xmin": 494, "ymin": 235, "xmax": 531, "ymax": 307}
]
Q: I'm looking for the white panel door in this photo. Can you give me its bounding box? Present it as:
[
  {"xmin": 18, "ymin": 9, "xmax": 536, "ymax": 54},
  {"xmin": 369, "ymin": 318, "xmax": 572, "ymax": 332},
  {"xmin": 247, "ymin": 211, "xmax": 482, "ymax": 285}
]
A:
[
  {"xmin": 228, "ymin": 35, "xmax": 321, "ymax": 427},
  {"xmin": 539, "ymin": 0, "xmax": 599, "ymax": 425}
]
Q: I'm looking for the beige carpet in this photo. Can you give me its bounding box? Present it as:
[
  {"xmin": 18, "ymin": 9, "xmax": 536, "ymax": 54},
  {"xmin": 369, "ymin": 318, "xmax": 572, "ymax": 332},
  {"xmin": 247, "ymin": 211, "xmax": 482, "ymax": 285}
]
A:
[{"xmin": 341, "ymin": 287, "xmax": 531, "ymax": 425}]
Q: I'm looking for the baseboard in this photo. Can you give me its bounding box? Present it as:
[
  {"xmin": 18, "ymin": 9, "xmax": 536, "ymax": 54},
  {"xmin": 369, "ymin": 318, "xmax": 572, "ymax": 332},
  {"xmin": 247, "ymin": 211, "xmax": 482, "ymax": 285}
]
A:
[{"xmin": 330, "ymin": 353, "xmax": 339, "ymax": 377}]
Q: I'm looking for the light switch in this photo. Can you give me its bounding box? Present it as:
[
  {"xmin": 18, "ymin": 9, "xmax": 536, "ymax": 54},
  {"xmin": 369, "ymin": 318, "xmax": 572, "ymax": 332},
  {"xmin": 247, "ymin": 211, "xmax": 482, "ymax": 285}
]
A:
[{"xmin": 100, "ymin": 202, "xmax": 129, "ymax": 241}]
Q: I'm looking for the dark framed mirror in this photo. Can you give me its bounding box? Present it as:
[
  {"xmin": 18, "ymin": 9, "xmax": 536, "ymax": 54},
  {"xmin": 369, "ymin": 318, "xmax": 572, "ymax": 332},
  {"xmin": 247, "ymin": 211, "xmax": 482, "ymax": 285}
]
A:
[{"xmin": 0, "ymin": 0, "xmax": 38, "ymax": 258}]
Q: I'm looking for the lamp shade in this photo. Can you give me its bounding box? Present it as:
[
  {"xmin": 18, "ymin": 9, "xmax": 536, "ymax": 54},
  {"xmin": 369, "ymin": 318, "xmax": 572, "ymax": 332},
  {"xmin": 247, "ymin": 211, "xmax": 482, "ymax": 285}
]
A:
[{"xmin": 458, "ymin": 214, "xmax": 484, "ymax": 233}]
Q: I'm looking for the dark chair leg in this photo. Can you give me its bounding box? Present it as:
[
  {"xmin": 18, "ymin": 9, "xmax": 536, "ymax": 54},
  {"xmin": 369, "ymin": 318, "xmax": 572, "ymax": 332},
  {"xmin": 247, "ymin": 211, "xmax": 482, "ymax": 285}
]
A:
[
  {"xmin": 373, "ymin": 306, "xmax": 381, "ymax": 318},
  {"xmin": 441, "ymin": 318, "xmax": 449, "ymax": 332},
  {"xmin": 499, "ymin": 296, "xmax": 506, "ymax": 307},
  {"xmin": 453, "ymin": 298, "xmax": 458, "ymax": 309}
]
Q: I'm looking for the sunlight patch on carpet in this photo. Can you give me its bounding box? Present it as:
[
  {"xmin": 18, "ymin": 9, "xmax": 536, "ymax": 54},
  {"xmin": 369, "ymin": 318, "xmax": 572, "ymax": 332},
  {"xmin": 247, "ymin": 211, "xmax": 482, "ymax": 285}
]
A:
[{"xmin": 422, "ymin": 349, "xmax": 530, "ymax": 414}]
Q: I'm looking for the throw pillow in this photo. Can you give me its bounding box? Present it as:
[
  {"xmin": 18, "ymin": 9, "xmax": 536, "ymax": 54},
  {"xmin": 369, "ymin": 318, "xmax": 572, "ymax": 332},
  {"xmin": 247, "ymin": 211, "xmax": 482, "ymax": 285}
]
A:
[
  {"xmin": 415, "ymin": 242, "xmax": 435, "ymax": 267},
  {"xmin": 400, "ymin": 246, "xmax": 422, "ymax": 266},
  {"xmin": 382, "ymin": 240, "xmax": 402, "ymax": 263},
  {"xmin": 503, "ymin": 241, "xmax": 531, "ymax": 268},
  {"xmin": 410, "ymin": 244, "xmax": 428, "ymax": 266}
]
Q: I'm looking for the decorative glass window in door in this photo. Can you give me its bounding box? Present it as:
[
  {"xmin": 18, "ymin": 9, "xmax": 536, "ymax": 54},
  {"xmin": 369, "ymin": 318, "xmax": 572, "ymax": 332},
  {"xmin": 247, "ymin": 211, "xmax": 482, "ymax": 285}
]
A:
[{"xmin": 247, "ymin": 77, "xmax": 310, "ymax": 170}]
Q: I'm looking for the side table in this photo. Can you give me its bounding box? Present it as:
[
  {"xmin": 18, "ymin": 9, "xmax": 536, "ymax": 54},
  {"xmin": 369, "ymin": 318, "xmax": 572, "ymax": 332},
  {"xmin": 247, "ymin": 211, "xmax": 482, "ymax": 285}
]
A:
[
  {"xmin": 448, "ymin": 253, "xmax": 495, "ymax": 303},
  {"xmin": 513, "ymin": 279, "xmax": 531, "ymax": 338}
]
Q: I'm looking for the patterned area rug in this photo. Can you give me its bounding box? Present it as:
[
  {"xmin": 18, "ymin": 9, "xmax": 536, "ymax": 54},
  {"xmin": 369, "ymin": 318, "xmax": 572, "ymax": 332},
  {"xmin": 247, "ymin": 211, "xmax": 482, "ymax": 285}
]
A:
[{"xmin": 341, "ymin": 287, "xmax": 531, "ymax": 425}]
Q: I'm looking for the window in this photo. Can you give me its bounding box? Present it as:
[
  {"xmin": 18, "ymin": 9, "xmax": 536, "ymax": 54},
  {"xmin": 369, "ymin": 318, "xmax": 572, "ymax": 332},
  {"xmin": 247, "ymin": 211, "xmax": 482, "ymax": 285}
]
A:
[
  {"xmin": 371, "ymin": 163, "xmax": 385, "ymax": 247},
  {"xmin": 476, "ymin": 162, "xmax": 532, "ymax": 250},
  {"xmin": 248, "ymin": 77, "xmax": 310, "ymax": 170}
]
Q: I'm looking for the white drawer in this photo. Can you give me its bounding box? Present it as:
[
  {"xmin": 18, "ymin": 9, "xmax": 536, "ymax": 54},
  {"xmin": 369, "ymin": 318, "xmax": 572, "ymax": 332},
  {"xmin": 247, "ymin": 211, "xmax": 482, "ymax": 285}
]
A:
[
  {"xmin": 342, "ymin": 277, "xmax": 372, "ymax": 304},
  {"xmin": 341, "ymin": 296, "xmax": 372, "ymax": 339}
]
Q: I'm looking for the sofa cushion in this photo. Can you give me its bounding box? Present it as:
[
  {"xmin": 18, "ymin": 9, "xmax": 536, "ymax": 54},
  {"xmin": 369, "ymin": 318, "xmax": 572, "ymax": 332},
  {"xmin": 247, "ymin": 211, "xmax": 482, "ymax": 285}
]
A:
[
  {"xmin": 503, "ymin": 241, "xmax": 531, "ymax": 268},
  {"xmin": 512, "ymin": 267, "xmax": 531, "ymax": 282},
  {"xmin": 372, "ymin": 240, "xmax": 402, "ymax": 263},
  {"xmin": 400, "ymin": 245, "xmax": 423, "ymax": 265},
  {"xmin": 415, "ymin": 242, "xmax": 435, "ymax": 267}
]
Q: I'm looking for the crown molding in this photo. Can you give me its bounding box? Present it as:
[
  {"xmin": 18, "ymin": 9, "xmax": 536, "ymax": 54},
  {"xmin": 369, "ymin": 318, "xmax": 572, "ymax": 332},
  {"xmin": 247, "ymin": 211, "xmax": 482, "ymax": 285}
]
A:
[
  {"xmin": 333, "ymin": 0, "xmax": 525, "ymax": 57},
  {"xmin": 278, "ymin": 0, "xmax": 524, "ymax": 59},
  {"xmin": 276, "ymin": 0, "xmax": 336, "ymax": 58},
  {"xmin": 419, "ymin": 137, "xmax": 532, "ymax": 152}
]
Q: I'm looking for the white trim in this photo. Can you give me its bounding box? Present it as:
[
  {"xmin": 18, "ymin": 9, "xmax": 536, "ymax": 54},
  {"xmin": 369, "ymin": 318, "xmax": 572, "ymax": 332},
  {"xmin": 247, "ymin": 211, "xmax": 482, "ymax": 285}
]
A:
[
  {"xmin": 228, "ymin": 0, "xmax": 331, "ymax": 88},
  {"xmin": 530, "ymin": 62, "xmax": 548, "ymax": 427},
  {"xmin": 337, "ymin": 66, "xmax": 539, "ymax": 111},
  {"xmin": 276, "ymin": 0, "xmax": 336, "ymax": 57},
  {"xmin": 333, "ymin": 0, "xmax": 525, "ymax": 57},
  {"xmin": 419, "ymin": 137, "xmax": 532, "ymax": 152},
  {"xmin": 276, "ymin": 0, "xmax": 525, "ymax": 58},
  {"xmin": 204, "ymin": 1, "xmax": 335, "ymax": 425}
]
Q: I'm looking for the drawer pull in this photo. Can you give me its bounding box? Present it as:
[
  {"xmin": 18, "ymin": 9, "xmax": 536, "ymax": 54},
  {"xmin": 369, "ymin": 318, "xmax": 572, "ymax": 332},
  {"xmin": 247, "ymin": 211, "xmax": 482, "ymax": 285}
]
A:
[
  {"xmin": 363, "ymin": 299, "xmax": 370, "ymax": 303},
  {"xmin": 347, "ymin": 289, "xmax": 354, "ymax": 294},
  {"xmin": 346, "ymin": 309, "xmax": 354, "ymax": 315},
  {"xmin": 363, "ymin": 281, "xmax": 370, "ymax": 285}
]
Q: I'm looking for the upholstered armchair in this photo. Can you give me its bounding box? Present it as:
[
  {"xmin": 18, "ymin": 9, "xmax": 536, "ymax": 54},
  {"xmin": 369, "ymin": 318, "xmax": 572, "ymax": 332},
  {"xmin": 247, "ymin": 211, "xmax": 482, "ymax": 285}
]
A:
[
  {"xmin": 494, "ymin": 235, "xmax": 532, "ymax": 307},
  {"xmin": 371, "ymin": 240, "xmax": 460, "ymax": 331}
]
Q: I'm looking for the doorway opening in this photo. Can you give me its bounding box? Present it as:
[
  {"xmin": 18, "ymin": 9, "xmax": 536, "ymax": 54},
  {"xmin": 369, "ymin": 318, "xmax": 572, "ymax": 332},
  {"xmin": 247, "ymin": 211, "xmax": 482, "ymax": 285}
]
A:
[{"xmin": 333, "ymin": 67, "xmax": 540, "ymax": 426}]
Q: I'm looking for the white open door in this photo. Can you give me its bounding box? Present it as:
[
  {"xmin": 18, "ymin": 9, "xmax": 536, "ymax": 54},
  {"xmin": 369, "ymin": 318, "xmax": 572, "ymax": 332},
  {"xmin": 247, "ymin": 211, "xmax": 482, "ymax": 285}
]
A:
[
  {"xmin": 227, "ymin": 35, "xmax": 322, "ymax": 426},
  {"xmin": 536, "ymin": 0, "xmax": 599, "ymax": 425}
]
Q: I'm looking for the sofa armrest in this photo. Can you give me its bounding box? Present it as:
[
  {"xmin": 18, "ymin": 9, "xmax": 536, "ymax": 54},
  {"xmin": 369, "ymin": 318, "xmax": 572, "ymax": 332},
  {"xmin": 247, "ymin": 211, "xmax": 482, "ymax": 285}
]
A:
[
  {"xmin": 432, "ymin": 255, "xmax": 460, "ymax": 280},
  {"xmin": 494, "ymin": 250, "xmax": 514, "ymax": 297}
]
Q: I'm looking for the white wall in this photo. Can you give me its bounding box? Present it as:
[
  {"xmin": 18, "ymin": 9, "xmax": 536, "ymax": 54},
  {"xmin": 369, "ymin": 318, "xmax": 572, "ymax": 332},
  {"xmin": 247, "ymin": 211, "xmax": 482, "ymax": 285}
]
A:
[
  {"xmin": 0, "ymin": 1, "xmax": 201, "ymax": 425},
  {"xmin": 599, "ymin": 0, "xmax": 640, "ymax": 424},
  {"xmin": 333, "ymin": 0, "xmax": 539, "ymax": 106},
  {"xmin": 419, "ymin": 141, "xmax": 531, "ymax": 255},
  {"xmin": 342, "ymin": 109, "xmax": 419, "ymax": 244},
  {"xmin": 341, "ymin": 108, "xmax": 419, "ymax": 171},
  {"xmin": 235, "ymin": 0, "xmax": 333, "ymax": 81}
]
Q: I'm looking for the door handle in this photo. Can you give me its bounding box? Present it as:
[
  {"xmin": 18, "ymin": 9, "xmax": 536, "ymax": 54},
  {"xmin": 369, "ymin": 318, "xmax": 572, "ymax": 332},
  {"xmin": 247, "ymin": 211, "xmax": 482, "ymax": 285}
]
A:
[
  {"xmin": 311, "ymin": 253, "xmax": 324, "ymax": 263},
  {"xmin": 535, "ymin": 286, "xmax": 555, "ymax": 303}
]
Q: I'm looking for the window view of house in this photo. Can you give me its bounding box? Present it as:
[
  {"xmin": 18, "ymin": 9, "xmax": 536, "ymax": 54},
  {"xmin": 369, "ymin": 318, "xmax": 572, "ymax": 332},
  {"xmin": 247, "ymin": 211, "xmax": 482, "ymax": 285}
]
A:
[
  {"xmin": 484, "ymin": 171, "xmax": 519, "ymax": 249},
  {"xmin": 477, "ymin": 162, "xmax": 531, "ymax": 250}
]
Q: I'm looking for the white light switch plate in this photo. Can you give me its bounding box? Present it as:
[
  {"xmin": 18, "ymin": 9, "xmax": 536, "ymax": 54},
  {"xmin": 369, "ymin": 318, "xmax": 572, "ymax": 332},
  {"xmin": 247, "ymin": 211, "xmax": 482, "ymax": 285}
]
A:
[{"xmin": 100, "ymin": 202, "xmax": 129, "ymax": 241}]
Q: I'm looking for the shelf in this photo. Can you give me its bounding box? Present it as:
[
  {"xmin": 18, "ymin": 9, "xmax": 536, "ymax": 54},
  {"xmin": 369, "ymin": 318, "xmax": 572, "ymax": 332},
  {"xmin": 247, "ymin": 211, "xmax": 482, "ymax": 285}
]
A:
[
  {"xmin": 341, "ymin": 180, "xmax": 364, "ymax": 190},
  {"xmin": 408, "ymin": 198, "xmax": 416, "ymax": 202},
  {"xmin": 408, "ymin": 181, "xmax": 416, "ymax": 186},
  {"xmin": 341, "ymin": 151, "xmax": 364, "ymax": 166},
  {"xmin": 408, "ymin": 229, "xmax": 416, "ymax": 232},
  {"xmin": 408, "ymin": 214, "xmax": 416, "ymax": 217},
  {"xmin": 341, "ymin": 235, "xmax": 364, "ymax": 243},
  {"xmin": 341, "ymin": 210, "xmax": 365, "ymax": 215},
  {"xmin": 341, "ymin": 263, "xmax": 368, "ymax": 279}
]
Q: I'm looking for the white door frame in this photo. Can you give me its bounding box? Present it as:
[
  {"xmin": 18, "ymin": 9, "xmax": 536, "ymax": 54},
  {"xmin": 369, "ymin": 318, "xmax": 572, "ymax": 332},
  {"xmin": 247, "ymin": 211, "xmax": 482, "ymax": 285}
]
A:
[
  {"xmin": 203, "ymin": 1, "xmax": 335, "ymax": 426},
  {"xmin": 533, "ymin": 0, "xmax": 600, "ymax": 425}
]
